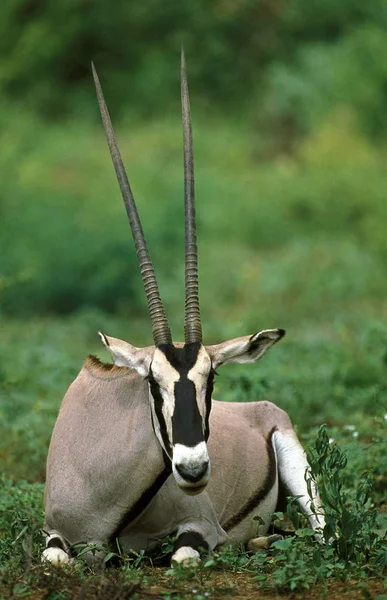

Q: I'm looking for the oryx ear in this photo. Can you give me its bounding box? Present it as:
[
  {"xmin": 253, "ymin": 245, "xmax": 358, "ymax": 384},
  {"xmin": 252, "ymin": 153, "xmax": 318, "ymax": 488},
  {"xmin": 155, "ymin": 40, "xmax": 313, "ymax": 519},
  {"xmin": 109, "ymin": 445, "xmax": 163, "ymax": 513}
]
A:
[
  {"xmin": 206, "ymin": 329, "xmax": 285, "ymax": 369},
  {"xmin": 98, "ymin": 332, "xmax": 154, "ymax": 377}
]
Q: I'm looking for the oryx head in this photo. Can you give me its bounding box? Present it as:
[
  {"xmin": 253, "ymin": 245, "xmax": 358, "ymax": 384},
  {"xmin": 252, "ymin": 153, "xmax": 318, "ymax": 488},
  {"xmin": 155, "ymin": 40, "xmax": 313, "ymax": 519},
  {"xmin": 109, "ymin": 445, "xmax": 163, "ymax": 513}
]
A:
[{"xmin": 93, "ymin": 51, "xmax": 285, "ymax": 494}]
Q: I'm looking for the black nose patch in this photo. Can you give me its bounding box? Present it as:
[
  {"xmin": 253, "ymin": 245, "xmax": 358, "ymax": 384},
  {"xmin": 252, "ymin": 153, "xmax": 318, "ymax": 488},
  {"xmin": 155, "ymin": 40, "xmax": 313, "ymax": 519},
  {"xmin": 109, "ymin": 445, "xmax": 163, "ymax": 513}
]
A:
[{"xmin": 175, "ymin": 460, "xmax": 209, "ymax": 483}]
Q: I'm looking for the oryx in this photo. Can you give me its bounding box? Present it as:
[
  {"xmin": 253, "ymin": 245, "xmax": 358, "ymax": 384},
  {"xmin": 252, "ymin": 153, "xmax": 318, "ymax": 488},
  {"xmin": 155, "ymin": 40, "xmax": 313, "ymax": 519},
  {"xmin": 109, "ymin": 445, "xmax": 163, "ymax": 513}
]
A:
[{"xmin": 42, "ymin": 51, "xmax": 325, "ymax": 567}]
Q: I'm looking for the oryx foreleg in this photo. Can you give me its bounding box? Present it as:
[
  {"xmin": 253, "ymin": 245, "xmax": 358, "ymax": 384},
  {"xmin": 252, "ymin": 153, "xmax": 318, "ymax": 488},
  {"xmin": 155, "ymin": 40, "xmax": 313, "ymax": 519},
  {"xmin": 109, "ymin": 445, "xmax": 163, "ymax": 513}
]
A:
[
  {"xmin": 273, "ymin": 429, "xmax": 325, "ymax": 536},
  {"xmin": 146, "ymin": 483, "xmax": 227, "ymax": 566},
  {"xmin": 42, "ymin": 531, "xmax": 71, "ymax": 565},
  {"xmin": 171, "ymin": 530, "xmax": 209, "ymax": 565},
  {"xmin": 42, "ymin": 529, "xmax": 111, "ymax": 566},
  {"xmin": 169, "ymin": 507, "xmax": 227, "ymax": 566}
]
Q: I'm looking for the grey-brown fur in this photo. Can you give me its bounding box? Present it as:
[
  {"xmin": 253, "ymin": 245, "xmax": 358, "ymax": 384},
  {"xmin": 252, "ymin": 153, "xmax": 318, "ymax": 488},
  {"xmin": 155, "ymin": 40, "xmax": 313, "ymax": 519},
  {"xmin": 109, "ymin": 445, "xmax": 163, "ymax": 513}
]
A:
[{"xmin": 43, "ymin": 346, "xmax": 324, "ymax": 565}]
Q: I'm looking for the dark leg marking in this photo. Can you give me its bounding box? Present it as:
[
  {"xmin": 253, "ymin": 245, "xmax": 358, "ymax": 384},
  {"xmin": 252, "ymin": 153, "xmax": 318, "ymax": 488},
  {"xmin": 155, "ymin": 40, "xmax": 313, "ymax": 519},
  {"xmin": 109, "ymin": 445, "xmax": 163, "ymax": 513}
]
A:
[
  {"xmin": 174, "ymin": 531, "xmax": 209, "ymax": 553},
  {"xmin": 47, "ymin": 536, "xmax": 66, "ymax": 550},
  {"xmin": 222, "ymin": 427, "xmax": 277, "ymax": 532}
]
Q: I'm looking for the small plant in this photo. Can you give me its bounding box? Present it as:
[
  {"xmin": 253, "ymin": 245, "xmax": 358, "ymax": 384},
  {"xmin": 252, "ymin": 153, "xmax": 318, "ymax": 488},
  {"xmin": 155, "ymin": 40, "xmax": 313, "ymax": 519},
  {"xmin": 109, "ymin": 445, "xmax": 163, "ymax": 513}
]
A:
[
  {"xmin": 306, "ymin": 424, "xmax": 386, "ymax": 570},
  {"xmin": 203, "ymin": 544, "xmax": 265, "ymax": 572},
  {"xmin": 254, "ymin": 425, "xmax": 387, "ymax": 593}
]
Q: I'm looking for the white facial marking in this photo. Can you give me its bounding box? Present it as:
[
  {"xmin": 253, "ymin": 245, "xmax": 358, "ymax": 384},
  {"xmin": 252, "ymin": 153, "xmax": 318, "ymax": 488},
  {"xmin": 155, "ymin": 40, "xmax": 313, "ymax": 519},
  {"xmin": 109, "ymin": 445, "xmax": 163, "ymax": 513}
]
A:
[
  {"xmin": 149, "ymin": 348, "xmax": 180, "ymax": 454},
  {"xmin": 187, "ymin": 346, "xmax": 212, "ymax": 428},
  {"xmin": 172, "ymin": 441, "xmax": 210, "ymax": 490}
]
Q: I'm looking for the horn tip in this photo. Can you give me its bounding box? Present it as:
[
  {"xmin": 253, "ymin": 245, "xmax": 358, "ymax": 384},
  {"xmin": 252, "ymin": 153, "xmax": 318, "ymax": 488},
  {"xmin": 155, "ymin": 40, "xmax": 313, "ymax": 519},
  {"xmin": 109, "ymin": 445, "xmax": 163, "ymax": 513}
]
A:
[
  {"xmin": 91, "ymin": 62, "xmax": 100, "ymax": 87},
  {"xmin": 181, "ymin": 46, "xmax": 186, "ymax": 71}
]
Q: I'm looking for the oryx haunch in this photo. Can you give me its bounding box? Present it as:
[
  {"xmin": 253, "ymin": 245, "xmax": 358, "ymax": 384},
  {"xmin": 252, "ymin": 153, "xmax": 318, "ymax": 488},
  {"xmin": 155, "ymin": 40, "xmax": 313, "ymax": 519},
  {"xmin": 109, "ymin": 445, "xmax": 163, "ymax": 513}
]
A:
[{"xmin": 42, "ymin": 52, "xmax": 325, "ymax": 566}]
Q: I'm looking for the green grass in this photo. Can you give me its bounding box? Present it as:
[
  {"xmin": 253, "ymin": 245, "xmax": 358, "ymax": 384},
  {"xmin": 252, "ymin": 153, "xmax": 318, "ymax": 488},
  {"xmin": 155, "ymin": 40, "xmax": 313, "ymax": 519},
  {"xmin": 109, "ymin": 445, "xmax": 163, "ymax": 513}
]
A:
[{"xmin": 1, "ymin": 109, "xmax": 387, "ymax": 598}]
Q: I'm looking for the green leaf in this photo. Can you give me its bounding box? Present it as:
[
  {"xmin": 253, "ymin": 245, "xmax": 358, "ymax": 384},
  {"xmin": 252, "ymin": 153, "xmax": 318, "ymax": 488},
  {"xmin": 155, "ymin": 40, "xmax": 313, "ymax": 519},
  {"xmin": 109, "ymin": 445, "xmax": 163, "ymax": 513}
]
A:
[
  {"xmin": 295, "ymin": 528, "xmax": 315, "ymax": 538},
  {"xmin": 272, "ymin": 538, "xmax": 293, "ymax": 551}
]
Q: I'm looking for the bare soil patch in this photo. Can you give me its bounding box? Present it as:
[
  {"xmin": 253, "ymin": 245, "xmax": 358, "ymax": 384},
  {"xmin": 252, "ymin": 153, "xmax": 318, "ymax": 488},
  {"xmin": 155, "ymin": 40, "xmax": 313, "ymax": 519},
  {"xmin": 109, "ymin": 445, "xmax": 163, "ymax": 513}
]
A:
[{"xmin": 4, "ymin": 566, "xmax": 385, "ymax": 600}]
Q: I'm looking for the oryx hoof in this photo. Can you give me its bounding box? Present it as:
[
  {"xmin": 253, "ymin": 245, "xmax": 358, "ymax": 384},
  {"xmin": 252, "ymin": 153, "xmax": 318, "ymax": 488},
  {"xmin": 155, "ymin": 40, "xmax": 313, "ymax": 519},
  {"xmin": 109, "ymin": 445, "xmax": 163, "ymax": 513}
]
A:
[
  {"xmin": 247, "ymin": 534, "xmax": 283, "ymax": 553},
  {"xmin": 42, "ymin": 547, "xmax": 71, "ymax": 566},
  {"xmin": 171, "ymin": 546, "xmax": 201, "ymax": 567}
]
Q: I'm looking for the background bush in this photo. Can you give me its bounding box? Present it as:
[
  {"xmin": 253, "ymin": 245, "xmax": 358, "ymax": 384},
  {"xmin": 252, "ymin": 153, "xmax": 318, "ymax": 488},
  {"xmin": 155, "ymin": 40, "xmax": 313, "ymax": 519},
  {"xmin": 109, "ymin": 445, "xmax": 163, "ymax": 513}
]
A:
[
  {"xmin": 1, "ymin": 0, "xmax": 387, "ymax": 319},
  {"xmin": 1, "ymin": 0, "xmax": 387, "ymax": 129}
]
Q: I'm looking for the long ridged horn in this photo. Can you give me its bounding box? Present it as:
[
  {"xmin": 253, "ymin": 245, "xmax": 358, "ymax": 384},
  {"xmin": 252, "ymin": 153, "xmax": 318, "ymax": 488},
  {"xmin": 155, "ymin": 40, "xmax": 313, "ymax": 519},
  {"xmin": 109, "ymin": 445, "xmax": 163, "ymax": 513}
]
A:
[
  {"xmin": 181, "ymin": 49, "xmax": 202, "ymax": 344},
  {"xmin": 92, "ymin": 63, "xmax": 172, "ymax": 346}
]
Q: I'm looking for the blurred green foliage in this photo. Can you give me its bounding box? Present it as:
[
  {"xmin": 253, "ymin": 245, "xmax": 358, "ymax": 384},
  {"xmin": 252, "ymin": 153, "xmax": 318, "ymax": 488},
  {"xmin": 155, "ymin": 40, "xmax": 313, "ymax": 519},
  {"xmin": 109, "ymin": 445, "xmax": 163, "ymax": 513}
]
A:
[
  {"xmin": 1, "ymin": 109, "xmax": 387, "ymax": 323},
  {"xmin": 1, "ymin": 0, "xmax": 387, "ymax": 138},
  {"xmin": 1, "ymin": 0, "xmax": 387, "ymax": 319}
]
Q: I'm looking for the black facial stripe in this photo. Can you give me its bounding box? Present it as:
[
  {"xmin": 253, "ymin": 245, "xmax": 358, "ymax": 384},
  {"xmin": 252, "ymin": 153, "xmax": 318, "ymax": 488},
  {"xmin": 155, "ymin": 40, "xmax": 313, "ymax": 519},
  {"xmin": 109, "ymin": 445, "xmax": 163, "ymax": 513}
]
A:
[
  {"xmin": 149, "ymin": 378, "xmax": 172, "ymax": 458},
  {"xmin": 222, "ymin": 427, "xmax": 278, "ymax": 532},
  {"xmin": 204, "ymin": 371, "xmax": 215, "ymax": 441},
  {"xmin": 172, "ymin": 378, "xmax": 203, "ymax": 447},
  {"xmin": 153, "ymin": 342, "xmax": 213, "ymax": 448},
  {"xmin": 157, "ymin": 342, "xmax": 201, "ymax": 372}
]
